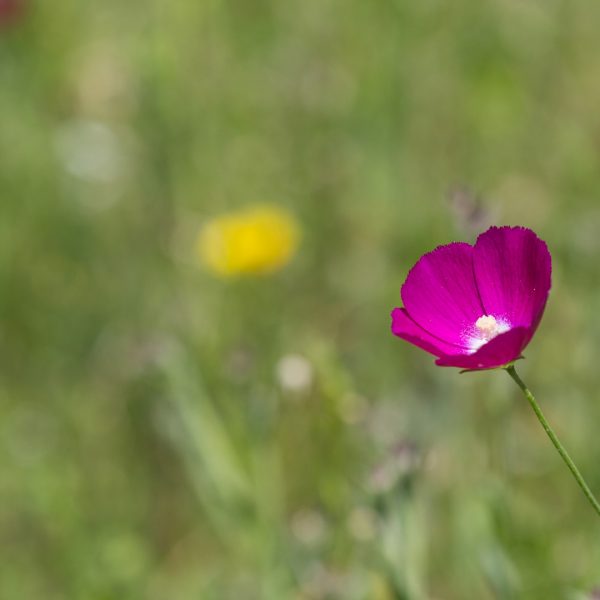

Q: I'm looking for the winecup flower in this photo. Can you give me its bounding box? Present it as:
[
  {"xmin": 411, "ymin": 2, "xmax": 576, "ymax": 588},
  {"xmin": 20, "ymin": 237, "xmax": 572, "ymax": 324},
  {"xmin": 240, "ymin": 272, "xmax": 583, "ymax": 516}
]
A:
[
  {"xmin": 197, "ymin": 205, "xmax": 300, "ymax": 277},
  {"xmin": 391, "ymin": 226, "xmax": 551, "ymax": 370}
]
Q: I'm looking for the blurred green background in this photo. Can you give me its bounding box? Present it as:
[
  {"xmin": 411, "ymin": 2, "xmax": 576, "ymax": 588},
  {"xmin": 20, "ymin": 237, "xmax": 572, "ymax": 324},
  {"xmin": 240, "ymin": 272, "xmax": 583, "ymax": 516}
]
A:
[{"xmin": 2, "ymin": 0, "xmax": 600, "ymax": 598}]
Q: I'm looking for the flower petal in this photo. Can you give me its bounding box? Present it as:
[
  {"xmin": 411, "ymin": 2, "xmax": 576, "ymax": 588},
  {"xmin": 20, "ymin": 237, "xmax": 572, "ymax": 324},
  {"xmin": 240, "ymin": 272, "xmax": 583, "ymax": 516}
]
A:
[
  {"xmin": 473, "ymin": 227, "xmax": 551, "ymax": 331},
  {"xmin": 391, "ymin": 308, "xmax": 465, "ymax": 357},
  {"xmin": 401, "ymin": 242, "xmax": 485, "ymax": 347},
  {"xmin": 435, "ymin": 327, "xmax": 530, "ymax": 369}
]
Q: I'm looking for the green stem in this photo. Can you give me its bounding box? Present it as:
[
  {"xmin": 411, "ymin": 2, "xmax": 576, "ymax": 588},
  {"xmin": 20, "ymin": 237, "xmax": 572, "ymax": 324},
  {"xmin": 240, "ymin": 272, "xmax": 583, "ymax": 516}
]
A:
[{"xmin": 505, "ymin": 365, "xmax": 600, "ymax": 518}]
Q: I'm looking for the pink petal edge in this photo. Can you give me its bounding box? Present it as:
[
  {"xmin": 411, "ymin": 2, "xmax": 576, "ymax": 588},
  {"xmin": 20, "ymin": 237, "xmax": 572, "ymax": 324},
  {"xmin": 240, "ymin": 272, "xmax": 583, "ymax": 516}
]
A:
[
  {"xmin": 400, "ymin": 242, "xmax": 484, "ymax": 347},
  {"xmin": 434, "ymin": 326, "xmax": 530, "ymax": 369},
  {"xmin": 391, "ymin": 307, "xmax": 465, "ymax": 358},
  {"xmin": 473, "ymin": 226, "xmax": 551, "ymax": 333}
]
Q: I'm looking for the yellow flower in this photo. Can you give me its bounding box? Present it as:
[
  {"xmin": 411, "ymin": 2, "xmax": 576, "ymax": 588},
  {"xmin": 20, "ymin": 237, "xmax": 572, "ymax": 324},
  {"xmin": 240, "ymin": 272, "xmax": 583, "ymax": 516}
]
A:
[{"xmin": 197, "ymin": 205, "xmax": 300, "ymax": 277}]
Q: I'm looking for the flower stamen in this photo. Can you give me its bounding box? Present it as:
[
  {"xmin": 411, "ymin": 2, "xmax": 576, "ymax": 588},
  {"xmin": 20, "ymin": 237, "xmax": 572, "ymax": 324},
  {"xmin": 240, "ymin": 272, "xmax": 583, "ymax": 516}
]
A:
[
  {"xmin": 475, "ymin": 315, "xmax": 500, "ymax": 340},
  {"xmin": 465, "ymin": 314, "xmax": 510, "ymax": 353}
]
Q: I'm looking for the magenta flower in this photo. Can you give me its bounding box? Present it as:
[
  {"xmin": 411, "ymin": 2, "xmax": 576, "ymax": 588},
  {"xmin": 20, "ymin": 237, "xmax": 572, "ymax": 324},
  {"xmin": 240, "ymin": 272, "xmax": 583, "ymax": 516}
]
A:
[
  {"xmin": 391, "ymin": 227, "xmax": 600, "ymax": 518},
  {"xmin": 391, "ymin": 226, "xmax": 551, "ymax": 370}
]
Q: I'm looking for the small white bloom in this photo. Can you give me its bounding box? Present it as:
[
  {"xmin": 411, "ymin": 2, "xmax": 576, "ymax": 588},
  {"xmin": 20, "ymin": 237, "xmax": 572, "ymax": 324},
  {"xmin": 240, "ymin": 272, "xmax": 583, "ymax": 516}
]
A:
[
  {"xmin": 290, "ymin": 509, "xmax": 327, "ymax": 547},
  {"xmin": 276, "ymin": 354, "xmax": 313, "ymax": 392},
  {"xmin": 54, "ymin": 119, "xmax": 124, "ymax": 184}
]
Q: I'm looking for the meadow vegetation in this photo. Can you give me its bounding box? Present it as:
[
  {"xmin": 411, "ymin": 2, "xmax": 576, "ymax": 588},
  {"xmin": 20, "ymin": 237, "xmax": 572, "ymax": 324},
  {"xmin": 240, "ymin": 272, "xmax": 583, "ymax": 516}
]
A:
[{"xmin": 2, "ymin": 1, "xmax": 600, "ymax": 598}]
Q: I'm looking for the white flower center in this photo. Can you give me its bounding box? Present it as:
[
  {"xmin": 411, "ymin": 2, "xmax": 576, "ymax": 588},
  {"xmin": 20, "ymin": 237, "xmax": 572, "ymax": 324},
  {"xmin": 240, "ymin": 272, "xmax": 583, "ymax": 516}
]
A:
[
  {"xmin": 475, "ymin": 315, "xmax": 501, "ymax": 340},
  {"xmin": 465, "ymin": 314, "xmax": 511, "ymax": 353}
]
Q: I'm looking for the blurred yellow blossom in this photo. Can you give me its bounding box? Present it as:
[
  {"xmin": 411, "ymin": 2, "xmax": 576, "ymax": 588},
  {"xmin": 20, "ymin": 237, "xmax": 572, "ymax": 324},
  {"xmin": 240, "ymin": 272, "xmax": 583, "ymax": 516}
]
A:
[{"xmin": 197, "ymin": 205, "xmax": 300, "ymax": 277}]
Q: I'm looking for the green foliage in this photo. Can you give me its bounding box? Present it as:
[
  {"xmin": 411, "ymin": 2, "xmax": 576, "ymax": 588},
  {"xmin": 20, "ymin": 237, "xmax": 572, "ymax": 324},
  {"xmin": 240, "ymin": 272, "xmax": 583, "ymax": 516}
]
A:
[{"xmin": 1, "ymin": 0, "xmax": 600, "ymax": 597}]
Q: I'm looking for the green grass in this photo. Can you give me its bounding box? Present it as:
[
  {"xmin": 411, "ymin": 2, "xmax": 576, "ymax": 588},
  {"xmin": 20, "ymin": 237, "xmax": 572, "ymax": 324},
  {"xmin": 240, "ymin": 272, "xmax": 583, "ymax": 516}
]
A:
[{"xmin": 1, "ymin": 0, "xmax": 600, "ymax": 598}]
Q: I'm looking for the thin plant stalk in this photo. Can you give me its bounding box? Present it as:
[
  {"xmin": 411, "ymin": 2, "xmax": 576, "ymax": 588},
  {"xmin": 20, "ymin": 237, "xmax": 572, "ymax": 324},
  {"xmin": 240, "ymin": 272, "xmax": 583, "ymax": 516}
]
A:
[{"xmin": 505, "ymin": 365, "xmax": 600, "ymax": 518}]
